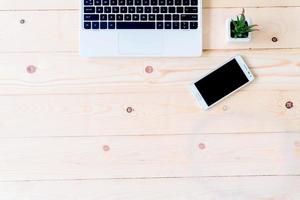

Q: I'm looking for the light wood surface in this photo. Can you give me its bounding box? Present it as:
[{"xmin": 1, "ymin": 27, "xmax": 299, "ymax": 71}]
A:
[
  {"xmin": 1, "ymin": 8, "xmax": 300, "ymax": 52},
  {"xmin": 0, "ymin": 0, "xmax": 299, "ymax": 200}
]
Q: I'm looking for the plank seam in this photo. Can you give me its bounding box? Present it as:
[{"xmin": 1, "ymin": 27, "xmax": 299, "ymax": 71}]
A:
[
  {"xmin": 1, "ymin": 174, "xmax": 300, "ymax": 183},
  {"xmin": 0, "ymin": 131, "xmax": 298, "ymax": 139}
]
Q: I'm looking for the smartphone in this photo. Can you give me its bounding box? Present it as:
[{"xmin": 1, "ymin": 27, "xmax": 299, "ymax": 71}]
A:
[{"xmin": 190, "ymin": 55, "xmax": 255, "ymax": 110}]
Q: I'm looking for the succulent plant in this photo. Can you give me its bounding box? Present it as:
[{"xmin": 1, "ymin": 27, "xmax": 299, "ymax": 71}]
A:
[{"xmin": 231, "ymin": 8, "xmax": 259, "ymax": 38}]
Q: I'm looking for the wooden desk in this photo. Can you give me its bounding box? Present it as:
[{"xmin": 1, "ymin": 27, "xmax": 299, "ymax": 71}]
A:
[{"xmin": 0, "ymin": 0, "xmax": 299, "ymax": 199}]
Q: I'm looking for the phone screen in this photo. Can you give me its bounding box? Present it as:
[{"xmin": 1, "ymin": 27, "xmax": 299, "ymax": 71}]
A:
[{"xmin": 194, "ymin": 59, "xmax": 249, "ymax": 106}]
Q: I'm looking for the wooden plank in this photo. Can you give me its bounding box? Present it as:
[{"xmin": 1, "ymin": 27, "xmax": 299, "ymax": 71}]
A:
[
  {"xmin": 0, "ymin": 8, "xmax": 300, "ymax": 52},
  {"xmin": 204, "ymin": 7, "xmax": 300, "ymax": 49},
  {"xmin": 0, "ymin": 176, "xmax": 300, "ymax": 200},
  {"xmin": 0, "ymin": 0, "xmax": 299, "ymax": 10},
  {"xmin": 0, "ymin": 133, "xmax": 299, "ymax": 180},
  {"xmin": 0, "ymin": 11, "xmax": 77, "ymax": 52},
  {"xmin": 0, "ymin": 90, "xmax": 298, "ymax": 137},
  {"xmin": 204, "ymin": 0, "xmax": 300, "ymax": 8},
  {"xmin": 0, "ymin": 1, "xmax": 78, "ymax": 10},
  {"xmin": 0, "ymin": 50, "xmax": 299, "ymax": 95}
]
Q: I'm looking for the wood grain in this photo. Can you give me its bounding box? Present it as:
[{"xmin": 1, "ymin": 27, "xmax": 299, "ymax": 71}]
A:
[
  {"xmin": 204, "ymin": 0, "xmax": 300, "ymax": 8},
  {"xmin": 0, "ymin": 11, "xmax": 77, "ymax": 52},
  {"xmin": 0, "ymin": 176, "xmax": 300, "ymax": 200},
  {"xmin": 0, "ymin": 50, "xmax": 299, "ymax": 95},
  {"xmin": 0, "ymin": 90, "xmax": 298, "ymax": 137},
  {"xmin": 0, "ymin": 133, "xmax": 299, "ymax": 181},
  {"xmin": 1, "ymin": 8, "xmax": 300, "ymax": 52},
  {"xmin": 0, "ymin": 0, "xmax": 299, "ymax": 198},
  {"xmin": 204, "ymin": 7, "xmax": 300, "ymax": 49}
]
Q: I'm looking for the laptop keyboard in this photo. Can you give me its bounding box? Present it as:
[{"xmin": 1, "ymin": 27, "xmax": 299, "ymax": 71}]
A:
[{"xmin": 83, "ymin": 0, "xmax": 198, "ymax": 29}]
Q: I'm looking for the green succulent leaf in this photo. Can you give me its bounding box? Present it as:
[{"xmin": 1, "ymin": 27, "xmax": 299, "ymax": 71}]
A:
[{"xmin": 231, "ymin": 8, "xmax": 259, "ymax": 38}]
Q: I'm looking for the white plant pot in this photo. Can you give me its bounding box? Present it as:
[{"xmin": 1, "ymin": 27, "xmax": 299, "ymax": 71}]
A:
[{"xmin": 226, "ymin": 18, "xmax": 252, "ymax": 43}]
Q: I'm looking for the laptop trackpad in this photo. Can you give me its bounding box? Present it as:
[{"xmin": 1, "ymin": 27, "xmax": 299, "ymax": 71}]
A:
[{"xmin": 118, "ymin": 31, "xmax": 163, "ymax": 55}]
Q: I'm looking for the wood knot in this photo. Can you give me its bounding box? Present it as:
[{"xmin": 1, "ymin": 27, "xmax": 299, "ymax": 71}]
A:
[
  {"xmin": 102, "ymin": 145, "xmax": 110, "ymax": 152},
  {"xmin": 145, "ymin": 66, "xmax": 154, "ymax": 74},
  {"xmin": 20, "ymin": 19, "xmax": 26, "ymax": 24},
  {"xmin": 198, "ymin": 143, "xmax": 206, "ymax": 150},
  {"xmin": 26, "ymin": 65, "xmax": 37, "ymax": 74},
  {"xmin": 272, "ymin": 37, "xmax": 278, "ymax": 42},
  {"xmin": 126, "ymin": 107, "xmax": 134, "ymax": 113},
  {"xmin": 285, "ymin": 101, "xmax": 293, "ymax": 109}
]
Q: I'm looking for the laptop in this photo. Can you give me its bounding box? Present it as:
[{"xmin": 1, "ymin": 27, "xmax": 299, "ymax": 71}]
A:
[{"xmin": 80, "ymin": 0, "xmax": 202, "ymax": 57}]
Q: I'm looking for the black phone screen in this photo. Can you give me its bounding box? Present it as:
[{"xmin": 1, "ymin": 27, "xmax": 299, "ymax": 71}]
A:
[{"xmin": 194, "ymin": 59, "xmax": 249, "ymax": 106}]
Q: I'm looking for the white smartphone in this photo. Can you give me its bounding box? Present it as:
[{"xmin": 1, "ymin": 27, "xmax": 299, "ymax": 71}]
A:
[{"xmin": 190, "ymin": 55, "xmax": 255, "ymax": 110}]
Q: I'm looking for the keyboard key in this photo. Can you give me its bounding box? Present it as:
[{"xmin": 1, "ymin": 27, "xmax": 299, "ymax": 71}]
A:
[
  {"xmin": 181, "ymin": 14, "xmax": 197, "ymax": 21},
  {"xmin": 183, "ymin": 0, "xmax": 189, "ymax": 5},
  {"xmin": 103, "ymin": 0, "xmax": 109, "ymax": 5},
  {"xmin": 157, "ymin": 22, "xmax": 164, "ymax": 29},
  {"xmin": 84, "ymin": 7, "xmax": 95, "ymax": 13},
  {"xmin": 164, "ymin": 14, "xmax": 171, "ymax": 20},
  {"xmin": 133, "ymin": 14, "xmax": 139, "ymax": 20},
  {"xmin": 149, "ymin": 14, "xmax": 155, "ymax": 20},
  {"xmin": 137, "ymin": 7, "xmax": 143, "ymax": 13},
  {"xmin": 191, "ymin": 0, "xmax": 197, "ymax": 5},
  {"xmin": 117, "ymin": 14, "xmax": 123, "ymax": 20},
  {"xmin": 156, "ymin": 22, "xmax": 164, "ymax": 29},
  {"xmin": 159, "ymin": 0, "xmax": 166, "ymax": 5},
  {"xmin": 129, "ymin": 7, "xmax": 135, "ymax": 13},
  {"xmin": 172, "ymin": 14, "xmax": 179, "ymax": 20},
  {"xmin": 177, "ymin": 7, "xmax": 183, "ymax": 13},
  {"xmin": 95, "ymin": 0, "xmax": 101, "ymax": 5},
  {"xmin": 151, "ymin": 0, "xmax": 158, "ymax": 5},
  {"xmin": 161, "ymin": 7, "xmax": 167, "ymax": 13},
  {"xmin": 96, "ymin": 7, "xmax": 104, "ymax": 13},
  {"xmin": 165, "ymin": 22, "xmax": 171, "ymax": 29},
  {"xmin": 125, "ymin": 14, "xmax": 132, "ymax": 20},
  {"xmin": 167, "ymin": 0, "xmax": 174, "ymax": 5},
  {"xmin": 127, "ymin": 0, "xmax": 134, "ymax": 5},
  {"xmin": 119, "ymin": 0, "xmax": 126, "ymax": 5},
  {"xmin": 108, "ymin": 14, "xmax": 115, "ymax": 20},
  {"xmin": 169, "ymin": 7, "xmax": 175, "ymax": 13},
  {"xmin": 175, "ymin": 0, "xmax": 181, "ymax": 5},
  {"xmin": 190, "ymin": 22, "xmax": 198, "ymax": 29},
  {"xmin": 92, "ymin": 22, "xmax": 99, "ymax": 29},
  {"xmin": 84, "ymin": 14, "xmax": 99, "ymax": 21},
  {"xmin": 121, "ymin": 7, "xmax": 127, "ymax": 13},
  {"xmin": 173, "ymin": 22, "xmax": 179, "ymax": 29},
  {"xmin": 145, "ymin": 7, "xmax": 151, "ymax": 13},
  {"xmin": 81, "ymin": 0, "xmax": 201, "ymax": 31},
  {"xmin": 153, "ymin": 7, "xmax": 159, "ymax": 13},
  {"xmin": 111, "ymin": 0, "xmax": 118, "ymax": 5},
  {"xmin": 117, "ymin": 22, "xmax": 156, "ymax": 29},
  {"xmin": 84, "ymin": 22, "xmax": 91, "ymax": 29},
  {"xmin": 141, "ymin": 14, "xmax": 147, "ymax": 20},
  {"xmin": 100, "ymin": 14, "xmax": 107, "ymax": 20},
  {"xmin": 84, "ymin": 0, "xmax": 93, "ymax": 5},
  {"xmin": 104, "ymin": 7, "xmax": 112, "ymax": 13},
  {"xmin": 185, "ymin": 7, "xmax": 198, "ymax": 13},
  {"xmin": 112, "ymin": 7, "xmax": 119, "ymax": 13},
  {"xmin": 108, "ymin": 22, "xmax": 116, "ymax": 29},
  {"xmin": 135, "ymin": 0, "xmax": 142, "ymax": 5},
  {"xmin": 181, "ymin": 22, "xmax": 188, "ymax": 29},
  {"xmin": 156, "ymin": 14, "xmax": 163, "ymax": 20},
  {"xmin": 100, "ymin": 22, "xmax": 108, "ymax": 29},
  {"xmin": 143, "ymin": 0, "xmax": 150, "ymax": 5}
]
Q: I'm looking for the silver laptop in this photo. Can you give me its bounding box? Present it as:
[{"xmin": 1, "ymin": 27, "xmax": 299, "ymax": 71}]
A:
[{"xmin": 80, "ymin": 0, "xmax": 202, "ymax": 57}]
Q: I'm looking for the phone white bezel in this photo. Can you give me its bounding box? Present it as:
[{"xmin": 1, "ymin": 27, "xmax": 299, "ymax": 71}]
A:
[{"xmin": 190, "ymin": 55, "xmax": 255, "ymax": 110}]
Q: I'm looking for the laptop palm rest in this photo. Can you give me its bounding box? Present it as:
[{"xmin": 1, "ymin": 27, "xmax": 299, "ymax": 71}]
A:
[{"xmin": 118, "ymin": 31, "xmax": 163, "ymax": 55}]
